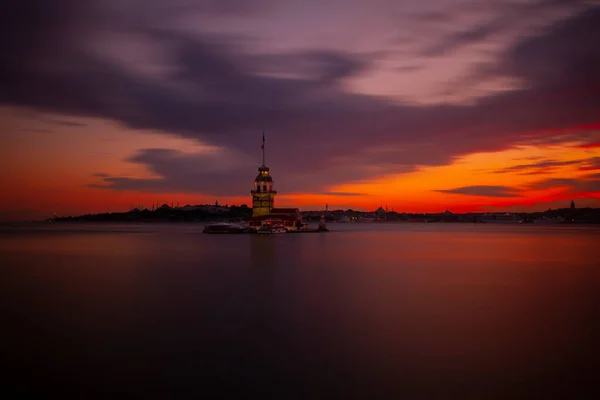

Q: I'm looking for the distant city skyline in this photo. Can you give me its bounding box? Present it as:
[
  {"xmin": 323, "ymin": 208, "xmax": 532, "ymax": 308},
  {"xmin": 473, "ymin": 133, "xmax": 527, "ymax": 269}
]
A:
[{"xmin": 1, "ymin": 0, "xmax": 600, "ymax": 220}]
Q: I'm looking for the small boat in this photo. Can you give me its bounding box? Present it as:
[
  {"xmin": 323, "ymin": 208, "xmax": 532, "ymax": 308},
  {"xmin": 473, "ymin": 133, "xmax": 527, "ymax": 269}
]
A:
[
  {"xmin": 203, "ymin": 222, "xmax": 253, "ymax": 234},
  {"xmin": 257, "ymin": 221, "xmax": 287, "ymax": 234}
]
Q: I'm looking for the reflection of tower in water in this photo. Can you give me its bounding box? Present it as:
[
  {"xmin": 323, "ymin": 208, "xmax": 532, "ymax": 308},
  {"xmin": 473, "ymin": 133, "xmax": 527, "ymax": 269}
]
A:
[{"xmin": 250, "ymin": 235, "xmax": 277, "ymax": 268}]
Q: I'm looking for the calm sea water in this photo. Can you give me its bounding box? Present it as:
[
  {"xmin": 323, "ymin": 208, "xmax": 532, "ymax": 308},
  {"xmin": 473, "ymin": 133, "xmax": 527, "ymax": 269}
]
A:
[{"xmin": 1, "ymin": 223, "xmax": 599, "ymax": 398}]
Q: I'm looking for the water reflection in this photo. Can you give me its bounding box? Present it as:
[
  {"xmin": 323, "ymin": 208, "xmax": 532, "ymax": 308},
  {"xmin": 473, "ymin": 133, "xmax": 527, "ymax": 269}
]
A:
[
  {"xmin": 1, "ymin": 223, "xmax": 598, "ymax": 397},
  {"xmin": 250, "ymin": 235, "xmax": 277, "ymax": 268}
]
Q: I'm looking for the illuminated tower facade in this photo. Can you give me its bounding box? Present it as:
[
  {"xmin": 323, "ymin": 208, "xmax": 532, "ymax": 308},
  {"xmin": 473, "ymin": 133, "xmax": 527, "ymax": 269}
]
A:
[{"xmin": 251, "ymin": 133, "xmax": 277, "ymax": 217}]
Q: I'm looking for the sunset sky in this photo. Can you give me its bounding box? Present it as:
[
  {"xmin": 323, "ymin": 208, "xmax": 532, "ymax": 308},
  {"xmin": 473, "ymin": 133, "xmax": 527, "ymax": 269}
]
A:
[{"xmin": 1, "ymin": 0, "xmax": 600, "ymax": 220}]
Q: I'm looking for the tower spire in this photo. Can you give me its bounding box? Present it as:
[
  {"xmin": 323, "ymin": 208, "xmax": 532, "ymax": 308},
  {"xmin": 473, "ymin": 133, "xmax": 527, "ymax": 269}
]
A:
[{"xmin": 261, "ymin": 131, "xmax": 265, "ymax": 166}]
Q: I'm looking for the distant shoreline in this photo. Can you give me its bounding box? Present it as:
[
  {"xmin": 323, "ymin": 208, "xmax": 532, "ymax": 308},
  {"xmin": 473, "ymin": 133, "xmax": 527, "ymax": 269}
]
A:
[
  {"xmin": 47, "ymin": 206, "xmax": 600, "ymax": 225},
  {"xmin": 3, "ymin": 206, "xmax": 599, "ymax": 225}
]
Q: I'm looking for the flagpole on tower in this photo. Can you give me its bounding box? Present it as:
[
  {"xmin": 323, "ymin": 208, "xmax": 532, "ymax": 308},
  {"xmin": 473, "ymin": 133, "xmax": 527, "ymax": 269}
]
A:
[{"xmin": 261, "ymin": 131, "xmax": 265, "ymax": 166}]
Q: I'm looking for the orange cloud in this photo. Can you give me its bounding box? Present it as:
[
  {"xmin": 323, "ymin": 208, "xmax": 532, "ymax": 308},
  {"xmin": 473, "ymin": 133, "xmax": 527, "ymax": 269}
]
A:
[{"xmin": 2, "ymin": 105, "xmax": 600, "ymax": 219}]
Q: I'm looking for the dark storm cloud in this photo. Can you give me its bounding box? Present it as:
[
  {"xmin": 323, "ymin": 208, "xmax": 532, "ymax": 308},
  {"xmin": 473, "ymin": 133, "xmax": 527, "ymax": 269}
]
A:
[
  {"xmin": 2, "ymin": 1, "xmax": 600, "ymax": 195},
  {"xmin": 243, "ymin": 50, "xmax": 371, "ymax": 83},
  {"xmin": 529, "ymin": 178, "xmax": 575, "ymax": 190},
  {"xmin": 421, "ymin": 0, "xmax": 590, "ymax": 56},
  {"xmin": 579, "ymin": 157, "xmax": 600, "ymax": 171},
  {"xmin": 471, "ymin": 3, "xmax": 600, "ymax": 98},
  {"xmin": 528, "ymin": 175, "xmax": 600, "ymax": 193},
  {"xmin": 87, "ymin": 148, "xmax": 253, "ymax": 196},
  {"xmin": 436, "ymin": 185, "xmax": 521, "ymax": 197},
  {"xmin": 423, "ymin": 21, "xmax": 506, "ymax": 57}
]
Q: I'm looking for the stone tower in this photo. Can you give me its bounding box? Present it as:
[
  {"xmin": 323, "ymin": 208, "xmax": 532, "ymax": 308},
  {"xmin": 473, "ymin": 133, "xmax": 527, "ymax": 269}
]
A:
[{"xmin": 251, "ymin": 133, "xmax": 277, "ymax": 217}]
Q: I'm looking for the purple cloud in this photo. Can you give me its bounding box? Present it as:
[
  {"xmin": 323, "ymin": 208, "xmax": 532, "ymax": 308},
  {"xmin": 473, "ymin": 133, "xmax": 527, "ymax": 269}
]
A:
[
  {"xmin": 528, "ymin": 175, "xmax": 600, "ymax": 193},
  {"xmin": 492, "ymin": 159, "xmax": 584, "ymax": 174},
  {"xmin": 436, "ymin": 185, "xmax": 521, "ymax": 197},
  {"xmin": 1, "ymin": 1, "xmax": 600, "ymax": 196}
]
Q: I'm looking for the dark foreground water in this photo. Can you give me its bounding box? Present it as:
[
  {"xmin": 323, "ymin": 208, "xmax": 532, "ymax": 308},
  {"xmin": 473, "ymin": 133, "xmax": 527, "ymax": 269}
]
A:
[{"xmin": 1, "ymin": 223, "xmax": 599, "ymax": 398}]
